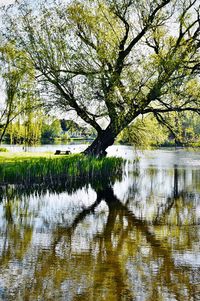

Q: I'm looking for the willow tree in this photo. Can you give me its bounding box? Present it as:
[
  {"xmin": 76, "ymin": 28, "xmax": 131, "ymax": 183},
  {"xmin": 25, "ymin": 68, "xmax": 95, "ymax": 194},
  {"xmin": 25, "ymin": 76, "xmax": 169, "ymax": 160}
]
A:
[
  {"xmin": 4, "ymin": 0, "xmax": 200, "ymax": 156},
  {"xmin": 0, "ymin": 42, "xmax": 40, "ymax": 143}
]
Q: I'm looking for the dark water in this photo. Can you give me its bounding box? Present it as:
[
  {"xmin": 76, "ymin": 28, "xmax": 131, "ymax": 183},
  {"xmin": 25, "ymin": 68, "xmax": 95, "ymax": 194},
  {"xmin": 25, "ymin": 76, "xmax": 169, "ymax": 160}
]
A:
[{"xmin": 0, "ymin": 147, "xmax": 200, "ymax": 300}]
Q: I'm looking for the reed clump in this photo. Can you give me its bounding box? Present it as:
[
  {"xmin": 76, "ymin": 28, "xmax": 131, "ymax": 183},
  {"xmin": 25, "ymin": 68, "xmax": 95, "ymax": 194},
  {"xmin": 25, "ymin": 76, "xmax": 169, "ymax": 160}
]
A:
[
  {"xmin": 0, "ymin": 153, "xmax": 124, "ymax": 185},
  {"xmin": 0, "ymin": 147, "xmax": 9, "ymax": 152}
]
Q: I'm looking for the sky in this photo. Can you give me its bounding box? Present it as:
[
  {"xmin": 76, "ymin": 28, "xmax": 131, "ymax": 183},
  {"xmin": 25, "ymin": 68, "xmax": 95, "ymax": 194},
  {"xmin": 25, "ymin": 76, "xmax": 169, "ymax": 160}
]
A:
[{"xmin": 0, "ymin": 0, "xmax": 15, "ymax": 7}]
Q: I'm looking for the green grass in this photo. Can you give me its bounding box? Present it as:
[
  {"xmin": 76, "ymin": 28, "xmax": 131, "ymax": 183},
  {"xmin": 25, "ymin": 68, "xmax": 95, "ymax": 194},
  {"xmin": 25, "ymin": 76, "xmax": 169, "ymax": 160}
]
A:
[
  {"xmin": 0, "ymin": 151, "xmax": 53, "ymax": 163},
  {"xmin": 0, "ymin": 152, "xmax": 124, "ymax": 185}
]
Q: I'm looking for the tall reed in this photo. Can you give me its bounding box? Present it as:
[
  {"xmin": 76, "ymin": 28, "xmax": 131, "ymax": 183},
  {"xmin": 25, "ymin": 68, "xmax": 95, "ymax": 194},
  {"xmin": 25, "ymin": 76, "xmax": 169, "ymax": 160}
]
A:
[{"xmin": 0, "ymin": 154, "xmax": 124, "ymax": 185}]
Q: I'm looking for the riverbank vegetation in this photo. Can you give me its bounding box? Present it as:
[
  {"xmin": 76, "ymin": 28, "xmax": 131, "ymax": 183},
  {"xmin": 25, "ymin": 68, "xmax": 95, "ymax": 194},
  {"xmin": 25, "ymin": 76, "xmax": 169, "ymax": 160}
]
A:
[
  {"xmin": 0, "ymin": 152, "xmax": 123, "ymax": 185},
  {"xmin": 3, "ymin": 110, "xmax": 200, "ymax": 149},
  {"xmin": 3, "ymin": 117, "xmax": 95, "ymax": 145},
  {"xmin": 118, "ymin": 112, "xmax": 200, "ymax": 149}
]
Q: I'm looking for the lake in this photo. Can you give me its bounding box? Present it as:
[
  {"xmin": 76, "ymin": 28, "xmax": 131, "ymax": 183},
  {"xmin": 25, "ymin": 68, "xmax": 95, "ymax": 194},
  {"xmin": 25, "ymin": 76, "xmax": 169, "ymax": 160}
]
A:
[{"xmin": 0, "ymin": 145, "xmax": 199, "ymax": 300}]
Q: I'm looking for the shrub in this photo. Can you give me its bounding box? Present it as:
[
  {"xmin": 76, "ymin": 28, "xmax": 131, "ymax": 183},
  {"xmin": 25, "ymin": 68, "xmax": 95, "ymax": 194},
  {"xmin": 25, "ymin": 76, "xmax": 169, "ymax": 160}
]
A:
[{"xmin": 0, "ymin": 147, "xmax": 9, "ymax": 152}]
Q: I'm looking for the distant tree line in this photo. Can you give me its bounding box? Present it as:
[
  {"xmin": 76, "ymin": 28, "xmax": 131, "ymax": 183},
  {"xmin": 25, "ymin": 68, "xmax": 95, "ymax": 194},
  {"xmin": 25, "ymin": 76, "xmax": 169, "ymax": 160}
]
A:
[
  {"xmin": 2, "ymin": 106, "xmax": 200, "ymax": 148},
  {"xmin": 2, "ymin": 116, "xmax": 95, "ymax": 144}
]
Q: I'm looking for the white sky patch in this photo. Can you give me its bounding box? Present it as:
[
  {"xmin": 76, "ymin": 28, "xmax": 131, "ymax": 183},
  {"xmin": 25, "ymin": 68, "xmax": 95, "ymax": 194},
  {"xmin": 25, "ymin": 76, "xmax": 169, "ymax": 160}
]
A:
[{"xmin": 0, "ymin": 0, "xmax": 16, "ymax": 7}]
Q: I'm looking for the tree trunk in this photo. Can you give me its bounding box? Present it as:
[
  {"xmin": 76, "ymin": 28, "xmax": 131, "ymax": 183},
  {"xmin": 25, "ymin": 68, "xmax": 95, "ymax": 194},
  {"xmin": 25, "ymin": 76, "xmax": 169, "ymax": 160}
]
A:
[
  {"xmin": 83, "ymin": 126, "xmax": 116, "ymax": 157},
  {"xmin": 0, "ymin": 122, "xmax": 9, "ymax": 144}
]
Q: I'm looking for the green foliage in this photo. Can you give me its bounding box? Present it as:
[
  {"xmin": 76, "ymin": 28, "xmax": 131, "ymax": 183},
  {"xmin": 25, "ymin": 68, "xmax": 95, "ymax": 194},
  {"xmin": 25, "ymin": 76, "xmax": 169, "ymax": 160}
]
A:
[
  {"xmin": 151, "ymin": 111, "xmax": 200, "ymax": 146},
  {"xmin": 41, "ymin": 119, "xmax": 62, "ymax": 140},
  {"xmin": 119, "ymin": 112, "xmax": 200, "ymax": 149},
  {"xmin": 118, "ymin": 116, "xmax": 168, "ymax": 149},
  {"xmin": 178, "ymin": 112, "xmax": 200, "ymax": 145},
  {"xmin": 0, "ymin": 147, "xmax": 9, "ymax": 152},
  {"xmin": 0, "ymin": 42, "xmax": 41, "ymax": 143},
  {"xmin": 6, "ymin": 110, "xmax": 44, "ymax": 144},
  {"xmin": 60, "ymin": 132, "xmax": 71, "ymax": 141},
  {"xmin": 60, "ymin": 119, "xmax": 86, "ymax": 135}
]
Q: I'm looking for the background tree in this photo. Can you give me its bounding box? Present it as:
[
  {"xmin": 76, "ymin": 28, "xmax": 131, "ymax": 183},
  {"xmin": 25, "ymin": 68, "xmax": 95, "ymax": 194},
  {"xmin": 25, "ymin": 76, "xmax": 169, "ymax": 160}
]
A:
[
  {"xmin": 41, "ymin": 118, "xmax": 62, "ymax": 141},
  {"xmin": 4, "ymin": 0, "xmax": 200, "ymax": 155},
  {"xmin": 0, "ymin": 42, "xmax": 40, "ymax": 143},
  {"xmin": 118, "ymin": 116, "xmax": 168, "ymax": 149},
  {"xmin": 7, "ymin": 108, "xmax": 44, "ymax": 144}
]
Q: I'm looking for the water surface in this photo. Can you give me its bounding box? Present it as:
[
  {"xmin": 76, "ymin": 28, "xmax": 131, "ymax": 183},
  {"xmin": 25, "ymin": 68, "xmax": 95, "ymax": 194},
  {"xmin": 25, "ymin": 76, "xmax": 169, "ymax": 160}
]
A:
[{"xmin": 0, "ymin": 147, "xmax": 200, "ymax": 300}]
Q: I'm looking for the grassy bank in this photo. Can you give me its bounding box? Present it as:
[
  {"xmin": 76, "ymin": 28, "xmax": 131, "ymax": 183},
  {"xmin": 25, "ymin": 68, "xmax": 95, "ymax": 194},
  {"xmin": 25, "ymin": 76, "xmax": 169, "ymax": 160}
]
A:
[
  {"xmin": 0, "ymin": 152, "xmax": 124, "ymax": 185},
  {"xmin": 0, "ymin": 151, "xmax": 53, "ymax": 163}
]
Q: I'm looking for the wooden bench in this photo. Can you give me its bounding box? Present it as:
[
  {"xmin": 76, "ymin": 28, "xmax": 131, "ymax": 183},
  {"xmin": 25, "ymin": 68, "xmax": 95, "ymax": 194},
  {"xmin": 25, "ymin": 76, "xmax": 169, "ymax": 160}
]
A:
[{"xmin": 54, "ymin": 150, "xmax": 71, "ymax": 155}]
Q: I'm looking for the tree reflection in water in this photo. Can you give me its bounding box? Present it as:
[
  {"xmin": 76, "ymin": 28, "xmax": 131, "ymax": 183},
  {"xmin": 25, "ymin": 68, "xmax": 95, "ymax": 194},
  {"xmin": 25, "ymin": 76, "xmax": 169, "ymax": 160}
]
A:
[{"xmin": 0, "ymin": 165, "xmax": 199, "ymax": 300}]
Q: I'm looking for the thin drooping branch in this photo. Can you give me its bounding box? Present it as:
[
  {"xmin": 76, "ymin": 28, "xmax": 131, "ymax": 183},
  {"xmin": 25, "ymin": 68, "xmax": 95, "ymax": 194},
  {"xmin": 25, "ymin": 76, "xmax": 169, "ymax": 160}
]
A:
[
  {"xmin": 41, "ymin": 72, "xmax": 103, "ymax": 133},
  {"xmin": 143, "ymin": 107, "xmax": 200, "ymax": 114}
]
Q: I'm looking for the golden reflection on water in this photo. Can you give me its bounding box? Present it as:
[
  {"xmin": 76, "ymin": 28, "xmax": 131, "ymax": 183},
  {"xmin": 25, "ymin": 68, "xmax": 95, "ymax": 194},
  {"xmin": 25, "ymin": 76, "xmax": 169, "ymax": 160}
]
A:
[{"xmin": 0, "ymin": 164, "xmax": 199, "ymax": 300}]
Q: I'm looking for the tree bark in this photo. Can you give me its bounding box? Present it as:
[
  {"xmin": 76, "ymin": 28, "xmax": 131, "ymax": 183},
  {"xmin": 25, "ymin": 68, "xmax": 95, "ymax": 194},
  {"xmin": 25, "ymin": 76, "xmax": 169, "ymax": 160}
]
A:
[
  {"xmin": 83, "ymin": 126, "xmax": 116, "ymax": 157},
  {"xmin": 0, "ymin": 117, "xmax": 11, "ymax": 144}
]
